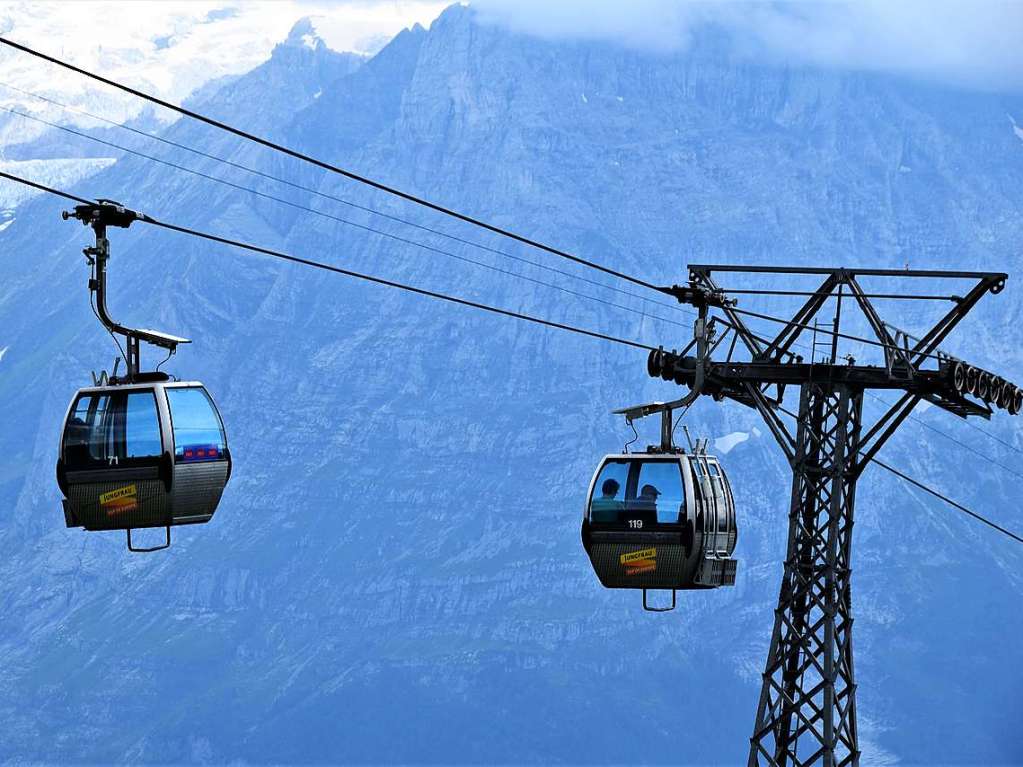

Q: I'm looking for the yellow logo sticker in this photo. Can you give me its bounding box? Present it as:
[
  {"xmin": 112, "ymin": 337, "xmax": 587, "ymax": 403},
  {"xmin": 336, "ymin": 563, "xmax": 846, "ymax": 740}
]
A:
[
  {"xmin": 100, "ymin": 484, "xmax": 138, "ymax": 517},
  {"xmin": 620, "ymin": 547, "xmax": 657, "ymax": 575}
]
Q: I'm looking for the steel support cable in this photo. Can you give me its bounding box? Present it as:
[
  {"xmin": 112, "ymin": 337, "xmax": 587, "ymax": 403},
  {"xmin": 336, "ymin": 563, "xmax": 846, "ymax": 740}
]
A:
[
  {"xmin": 0, "ymin": 106, "xmax": 691, "ymax": 332},
  {"xmin": 25, "ymin": 49, "xmax": 1016, "ymax": 461},
  {"xmin": 773, "ymin": 401, "xmax": 1023, "ymax": 545},
  {"xmin": 0, "ymin": 170, "xmax": 658, "ymax": 352},
  {"xmin": 0, "ymin": 80, "xmax": 686, "ymax": 315},
  {"xmin": 4, "ymin": 175, "xmax": 1018, "ymax": 545},
  {"xmin": 872, "ymin": 459, "xmax": 1023, "ymax": 545},
  {"xmin": 8, "ymin": 41, "xmax": 1019, "ymax": 467},
  {"xmin": 0, "ymin": 170, "xmax": 90, "ymax": 204},
  {"xmin": 0, "ymin": 36, "xmax": 664, "ymax": 293},
  {"xmin": 955, "ymin": 416, "xmax": 1023, "ymax": 456}
]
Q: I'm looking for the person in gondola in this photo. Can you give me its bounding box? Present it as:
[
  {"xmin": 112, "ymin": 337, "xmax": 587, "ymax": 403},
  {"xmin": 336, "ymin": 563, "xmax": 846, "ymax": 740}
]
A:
[
  {"xmin": 632, "ymin": 484, "xmax": 660, "ymax": 525},
  {"xmin": 590, "ymin": 478, "xmax": 624, "ymax": 522}
]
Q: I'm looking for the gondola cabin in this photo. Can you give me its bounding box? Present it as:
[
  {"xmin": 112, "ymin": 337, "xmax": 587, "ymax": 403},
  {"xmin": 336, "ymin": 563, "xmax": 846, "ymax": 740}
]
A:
[
  {"xmin": 56, "ymin": 376, "xmax": 231, "ymax": 550},
  {"xmin": 581, "ymin": 452, "xmax": 737, "ymax": 602}
]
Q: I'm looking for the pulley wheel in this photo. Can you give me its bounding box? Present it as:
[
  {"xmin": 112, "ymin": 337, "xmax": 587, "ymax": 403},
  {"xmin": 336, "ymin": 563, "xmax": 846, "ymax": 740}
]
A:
[
  {"xmin": 647, "ymin": 349, "xmax": 661, "ymax": 378},
  {"xmin": 966, "ymin": 366, "xmax": 979, "ymax": 395},
  {"xmin": 989, "ymin": 378, "xmax": 1003, "ymax": 407},
  {"xmin": 977, "ymin": 372, "xmax": 990, "ymax": 401},
  {"xmin": 996, "ymin": 379, "xmax": 1011, "ymax": 409},
  {"xmin": 952, "ymin": 362, "xmax": 966, "ymax": 392},
  {"xmin": 660, "ymin": 357, "xmax": 675, "ymax": 381}
]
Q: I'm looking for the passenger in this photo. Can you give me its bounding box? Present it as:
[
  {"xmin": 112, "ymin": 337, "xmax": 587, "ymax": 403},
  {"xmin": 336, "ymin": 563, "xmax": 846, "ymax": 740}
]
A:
[
  {"xmin": 590, "ymin": 478, "xmax": 624, "ymax": 522},
  {"xmin": 630, "ymin": 484, "xmax": 660, "ymax": 525}
]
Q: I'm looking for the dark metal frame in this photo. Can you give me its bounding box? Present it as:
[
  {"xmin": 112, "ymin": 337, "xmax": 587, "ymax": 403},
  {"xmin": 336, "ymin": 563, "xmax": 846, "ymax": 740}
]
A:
[
  {"xmin": 63, "ymin": 200, "xmax": 189, "ymax": 382},
  {"xmin": 648, "ymin": 264, "xmax": 1011, "ymax": 767}
]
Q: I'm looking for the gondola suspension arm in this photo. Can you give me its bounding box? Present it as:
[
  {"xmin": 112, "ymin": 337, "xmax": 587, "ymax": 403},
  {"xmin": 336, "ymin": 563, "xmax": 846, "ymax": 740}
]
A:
[
  {"xmin": 615, "ymin": 288, "xmax": 732, "ymax": 452},
  {"xmin": 63, "ymin": 200, "xmax": 189, "ymax": 381}
]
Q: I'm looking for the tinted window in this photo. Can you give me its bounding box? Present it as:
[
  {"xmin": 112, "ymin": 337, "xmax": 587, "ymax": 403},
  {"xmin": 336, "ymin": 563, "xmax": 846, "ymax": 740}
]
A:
[
  {"xmin": 588, "ymin": 459, "xmax": 685, "ymax": 526},
  {"xmin": 125, "ymin": 392, "xmax": 162, "ymax": 458},
  {"xmin": 63, "ymin": 391, "xmax": 161, "ymax": 468},
  {"xmin": 167, "ymin": 387, "xmax": 226, "ymax": 460},
  {"xmin": 63, "ymin": 393, "xmax": 112, "ymax": 467},
  {"xmin": 589, "ymin": 460, "xmax": 629, "ymax": 523},
  {"xmin": 636, "ymin": 461, "xmax": 685, "ymax": 524}
]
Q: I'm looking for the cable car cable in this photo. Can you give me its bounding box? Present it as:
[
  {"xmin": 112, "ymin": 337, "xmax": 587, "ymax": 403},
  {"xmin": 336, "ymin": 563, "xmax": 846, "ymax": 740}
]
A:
[
  {"xmin": 872, "ymin": 458, "xmax": 1023, "ymax": 545},
  {"xmin": 8, "ymin": 43, "xmax": 1018, "ymax": 466},
  {"xmin": 0, "ymin": 106, "xmax": 692, "ymax": 332},
  {"xmin": 5, "ymin": 177, "xmax": 1019, "ymax": 544},
  {"xmin": 0, "ymin": 80, "xmax": 687, "ymax": 316},
  {"xmin": 144, "ymin": 218, "xmax": 657, "ymax": 351},
  {"xmin": 954, "ymin": 416, "xmax": 1023, "ymax": 456},
  {"xmin": 0, "ymin": 37, "xmax": 666, "ymax": 294},
  {"xmin": 0, "ymin": 170, "xmax": 658, "ymax": 352},
  {"xmin": 2, "ymin": 170, "xmax": 91, "ymax": 205}
]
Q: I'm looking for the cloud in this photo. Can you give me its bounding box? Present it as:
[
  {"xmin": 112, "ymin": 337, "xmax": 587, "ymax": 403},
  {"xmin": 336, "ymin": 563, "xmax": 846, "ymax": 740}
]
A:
[
  {"xmin": 470, "ymin": 0, "xmax": 1023, "ymax": 91},
  {"xmin": 0, "ymin": 1, "xmax": 448, "ymax": 130}
]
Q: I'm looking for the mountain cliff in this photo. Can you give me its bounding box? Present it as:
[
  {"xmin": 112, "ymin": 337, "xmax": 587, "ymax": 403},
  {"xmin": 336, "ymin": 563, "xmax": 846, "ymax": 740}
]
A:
[{"xmin": 0, "ymin": 5, "xmax": 1021, "ymax": 764}]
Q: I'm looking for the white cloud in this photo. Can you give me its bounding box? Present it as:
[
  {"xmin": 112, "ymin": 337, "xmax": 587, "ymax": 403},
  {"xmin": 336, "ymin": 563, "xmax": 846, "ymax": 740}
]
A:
[
  {"xmin": 471, "ymin": 0, "xmax": 1023, "ymax": 91},
  {"xmin": 0, "ymin": 1, "xmax": 448, "ymax": 129}
]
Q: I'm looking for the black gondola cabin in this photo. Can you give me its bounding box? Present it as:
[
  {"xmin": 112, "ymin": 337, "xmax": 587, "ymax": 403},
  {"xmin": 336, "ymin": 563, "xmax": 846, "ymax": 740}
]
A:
[
  {"xmin": 581, "ymin": 451, "xmax": 737, "ymax": 594},
  {"xmin": 56, "ymin": 377, "xmax": 231, "ymax": 549}
]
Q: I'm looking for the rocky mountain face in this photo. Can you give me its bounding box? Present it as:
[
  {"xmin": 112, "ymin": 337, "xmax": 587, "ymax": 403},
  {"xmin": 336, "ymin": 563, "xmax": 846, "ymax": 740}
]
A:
[{"xmin": 0, "ymin": 6, "xmax": 1021, "ymax": 764}]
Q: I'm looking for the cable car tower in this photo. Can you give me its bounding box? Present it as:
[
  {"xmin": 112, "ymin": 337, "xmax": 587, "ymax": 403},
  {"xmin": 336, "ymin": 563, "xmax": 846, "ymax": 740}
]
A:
[{"xmin": 643, "ymin": 265, "xmax": 1016, "ymax": 767}]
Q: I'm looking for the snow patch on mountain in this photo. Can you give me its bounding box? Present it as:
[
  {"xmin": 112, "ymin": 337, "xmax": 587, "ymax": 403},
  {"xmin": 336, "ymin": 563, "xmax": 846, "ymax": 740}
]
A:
[
  {"xmin": 299, "ymin": 6, "xmax": 446, "ymax": 55},
  {"xmin": 0, "ymin": 2, "xmax": 446, "ymax": 137},
  {"xmin": 0, "ymin": 158, "xmax": 115, "ymax": 208},
  {"xmin": 715, "ymin": 431, "xmax": 752, "ymax": 454},
  {"xmin": 1011, "ymin": 115, "xmax": 1023, "ymax": 143}
]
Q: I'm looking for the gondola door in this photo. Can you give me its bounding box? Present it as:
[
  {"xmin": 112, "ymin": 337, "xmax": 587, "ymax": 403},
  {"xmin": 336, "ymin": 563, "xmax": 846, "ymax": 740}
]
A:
[
  {"xmin": 60, "ymin": 388, "xmax": 172, "ymax": 532},
  {"xmin": 165, "ymin": 385, "xmax": 230, "ymax": 525}
]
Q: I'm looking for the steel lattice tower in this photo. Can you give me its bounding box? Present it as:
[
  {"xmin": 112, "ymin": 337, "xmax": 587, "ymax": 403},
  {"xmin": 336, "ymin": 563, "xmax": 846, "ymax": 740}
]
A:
[
  {"xmin": 749, "ymin": 383, "xmax": 861, "ymax": 766},
  {"xmin": 644, "ymin": 265, "xmax": 1016, "ymax": 766}
]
